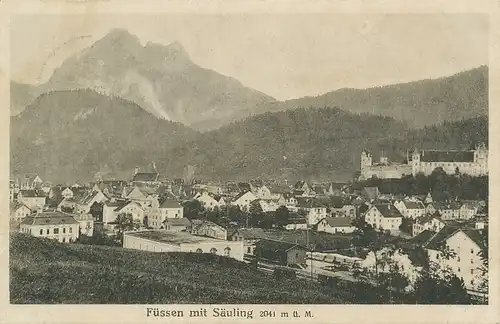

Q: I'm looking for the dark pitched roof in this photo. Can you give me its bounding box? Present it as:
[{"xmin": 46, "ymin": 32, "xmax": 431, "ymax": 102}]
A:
[
  {"xmin": 425, "ymin": 226, "xmax": 461, "ymax": 250},
  {"xmin": 159, "ymin": 199, "xmax": 182, "ymax": 209},
  {"xmin": 163, "ymin": 218, "xmax": 191, "ymax": 226},
  {"xmin": 21, "ymin": 211, "xmax": 79, "ymax": 226},
  {"xmin": 409, "ymin": 230, "xmax": 435, "ymax": 245},
  {"xmin": 373, "ymin": 204, "xmax": 403, "ymax": 218},
  {"xmin": 132, "ymin": 172, "xmax": 159, "ymax": 182},
  {"xmin": 419, "ymin": 150, "xmax": 475, "ymax": 163},
  {"xmin": 256, "ymin": 238, "xmax": 307, "ymax": 252},
  {"xmin": 319, "ymin": 217, "xmax": 353, "ymax": 227},
  {"xmin": 19, "ymin": 189, "xmax": 45, "ymax": 198},
  {"xmin": 403, "ymin": 201, "xmax": 425, "ymax": 209}
]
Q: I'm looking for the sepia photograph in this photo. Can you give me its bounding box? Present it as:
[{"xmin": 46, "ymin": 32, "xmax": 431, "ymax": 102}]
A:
[{"xmin": 7, "ymin": 11, "xmax": 490, "ymax": 307}]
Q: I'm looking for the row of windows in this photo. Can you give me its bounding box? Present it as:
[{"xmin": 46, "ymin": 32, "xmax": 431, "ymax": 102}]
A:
[{"xmin": 39, "ymin": 227, "xmax": 73, "ymax": 235}]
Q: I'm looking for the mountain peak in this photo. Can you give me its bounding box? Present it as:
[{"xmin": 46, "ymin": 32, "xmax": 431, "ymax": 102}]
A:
[{"xmin": 95, "ymin": 28, "xmax": 142, "ymax": 52}]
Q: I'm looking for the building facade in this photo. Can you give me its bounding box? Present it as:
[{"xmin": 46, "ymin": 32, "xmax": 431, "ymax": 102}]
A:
[{"xmin": 360, "ymin": 144, "xmax": 488, "ymax": 180}]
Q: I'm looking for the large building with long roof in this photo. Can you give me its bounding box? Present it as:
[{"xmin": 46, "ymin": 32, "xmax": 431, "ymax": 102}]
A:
[{"xmin": 360, "ymin": 143, "xmax": 488, "ymax": 180}]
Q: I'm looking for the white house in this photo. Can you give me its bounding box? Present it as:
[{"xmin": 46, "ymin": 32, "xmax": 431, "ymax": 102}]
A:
[
  {"xmin": 316, "ymin": 217, "xmax": 356, "ymax": 234},
  {"xmin": 394, "ymin": 200, "xmax": 426, "ymax": 219},
  {"xmin": 194, "ymin": 192, "xmax": 222, "ymax": 210},
  {"xmin": 297, "ymin": 200, "xmax": 328, "ymax": 226},
  {"xmin": 412, "ymin": 215, "xmax": 446, "ymax": 237},
  {"xmin": 257, "ymin": 199, "xmax": 279, "ymax": 213},
  {"xmin": 114, "ymin": 201, "xmax": 145, "ymax": 223},
  {"xmin": 277, "ymin": 193, "xmax": 298, "ymax": 212},
  {"xmin": 231, "ymin": 191, "xmax": 258, "ymax": 211},
  {"xmin": 364, "ymin": 204, "xmax": 403, "ymax": 232},
  {"xmin": 10, "ymin": 203, "xmax": 32, "ymax": 223},
  {"xmin": 459, "ymin": 202, "xmax": 480, "ymax": 220},
  {"xmin": 17, "ymin": 190, "xmax": 46, "ymax": 212},
  {"xmin": 19, "ymin": 211, "xmax": 80, "ymax": 243},
  {"xmin": 424, "ymin": 227, "xmax": 487, "ymax": 292},
  {"xmin": 255, "ymin": 185, "xmax": 272, "ymax": 199},
  {"xmin": 73, "ymin": 213, "xmax": 95, "ymax": 237},
  {"xmin": 149, "ymin": 199, "xmax": 184, "ymax": 229}
]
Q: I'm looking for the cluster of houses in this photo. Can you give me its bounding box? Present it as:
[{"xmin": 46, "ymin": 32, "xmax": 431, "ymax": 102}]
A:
[{"xmin": 10, "ymin": 169, "xmax": 488, "ymax": 295}]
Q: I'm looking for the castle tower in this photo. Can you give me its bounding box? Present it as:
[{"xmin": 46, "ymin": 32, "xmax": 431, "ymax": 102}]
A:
[
  {"xmin": 361, "ymin": 150, "xmax": 373, "ymax": 169},
  {"xmin": 475, "ymin": 142, "xmax": 488, "ymax": 175},
  {"xmin": 134, "ymin": 166, "xmax": 139, "ymax": 176},
  {"xmin": 411, "ymin": 148, "xmax": 420, "ymax": 176}
]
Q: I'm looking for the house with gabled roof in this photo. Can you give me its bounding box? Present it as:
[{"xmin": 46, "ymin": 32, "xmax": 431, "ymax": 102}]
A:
[
  {"xmin": 74, "ymin": 190, "xmax": 108, "ymax": 214},
  {"xmin": 435, "ymin": 202, "xmax": 461, "ymax": 220},
  {"xmin": 277, "ymin": 193, "xmax": 297, "ymax": 212},
  {"xmin": 149, "ymin": 199, "xmax": 184, "ymax": 229},
  {"xmin": 19, "ymin": 211, "xmax": 80, "ymax": 243},
  {"xmin": 327, "ymin": 182, "xmax": 347, "ymax": 196},
  {"xmin": 296, "ymin": 197, "xmax": 327, "ymax": 225},
  {"xmin": 17, "ymin": 189, "xmax": 46, "ymax": 212},
  {"xmin": 10, "ymin": 202, "xmax": 32, "ymax": 223},
  {"xmin": 316, "ymin": 217, "xmax": 356, "ymax": 234},
  {"xmin": 294, "ymin": 181, "xmax": 311, "ymax": 196},
  {"xmin": 189, "ymin": 220, "xmax": 227, "ymax": 240},
  {"xmin": 131, "ymin": 169, "xmax": 160, "ymax": 186},
  {"xmin": 115, "ymin": 201, "xmax": 145, "ymax": 223},
  {"xmin": 364, "ymin": 203, "xmax": 403, "ymax": 231},
  {"xmin": 423, "ymin": 226, "xmax": 487, "ymax": 292},
  {"xmin": 255, "ymin": 239, "xmax": 308, "ymax": 266},
  {"xmin": 394, "ymin": 199, "xmax": 426, "ymax": 219},
  {"xmin": 412, "ymin": 214, "xmax": 446, "ymax": 237},
  {"xmin": 231, "ymin": 191, "xmax": 258, "ymax": 211},
  {"xmin": 194, "ymin": 191, "xmax": 222, "ymax": 210}
]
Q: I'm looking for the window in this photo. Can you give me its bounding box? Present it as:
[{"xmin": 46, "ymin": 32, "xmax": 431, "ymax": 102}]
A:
[
  {"xmin": 40, "ymin": 229, "xmax": 43, "ymax": 235},
  {"xmin": 470, "ymin": 269, "xmax": 474, "ymax": 274},
  {"xmin": 210, "ymin": 248, "xmax": 217, "ymax": 254},
  {"xmin": 53, "ymin": 228, "xmax": 59, "ymax": 234},
  {"xmin": 62, "ymin": 237, "xmax": 65, "ymax": 243},
  {"xmin": 224, "ymin": 247, "xmax": 231, "ymax": 257},
  {"xmin": 63, "ymin": 228, "xmax": 66, "ymax": 234},
  {"xmin": 69, "ymin": 227, "xmax": 72, "ymax": 233},
  {"xmin": 471, "ymin": 249, "xmax": 474, "ymax": 254},
  {"xmin": 457, "ymin": 256, "xmax": 460, "ymax": 262},
  {"xmin": 46, "ymin": 229, "xmax": 49, "ymax": 234},
  {"xmin": 247, "ymin": 247, "xmax": 251, "ymax": 254},
  {"xmin": 457, "ymin": 267, "xmax": 460, "ymax": 273}
]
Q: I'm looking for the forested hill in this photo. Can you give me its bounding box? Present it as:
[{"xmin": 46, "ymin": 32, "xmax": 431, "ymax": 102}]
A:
[
  {"xmin": 159, "ymin": 109, "xmax": 488, "ymax": 182},
  {"xmin": 263, "ymin": 66, "xmax": 488, "ymax": 129}
]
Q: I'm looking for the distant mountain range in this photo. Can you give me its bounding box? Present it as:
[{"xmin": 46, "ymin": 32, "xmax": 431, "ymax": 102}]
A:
[
  {"xmin": 268, "ymin": 66, "xmax": 488, "ymax": 129},
  {"xmin": 11, "ymin": 29, "xmax": 487, "ymax": 130},
  {"xmin": 11, "ymin": 29, "xmax": 275, "ymax": 131},
  {"xmin": 10, "ymin": 89, "xmax": 488, "ymax": 183},
  {"xmin": 9, "ymin": 28, "xmax": 489, "ymax": 182}
]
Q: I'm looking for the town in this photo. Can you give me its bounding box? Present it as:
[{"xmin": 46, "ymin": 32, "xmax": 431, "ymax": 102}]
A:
[{"xmin": 9, "ymin": 146, "xmax": 489, "ymax": 304}]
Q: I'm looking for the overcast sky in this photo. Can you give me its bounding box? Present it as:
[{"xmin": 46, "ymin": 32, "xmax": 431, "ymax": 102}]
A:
[{"xmin": 10, "ymin": 13, "xmax": 488, "ymax": 100}]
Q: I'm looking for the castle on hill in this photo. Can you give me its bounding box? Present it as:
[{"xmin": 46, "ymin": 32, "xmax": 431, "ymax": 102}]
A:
[{"xmin": 360, "ymin": 143, "xmax": 488, "ymax": 180}]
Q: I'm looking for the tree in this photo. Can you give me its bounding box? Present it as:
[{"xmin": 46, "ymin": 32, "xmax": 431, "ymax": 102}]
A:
[
  {"xmin": 248, "ymin": 201, "xmax": 265, "ymax": 227},
  {"xmin": 274, "ymin": 206, "xmax": 290, "ymax": 229},
  {"xmin": 89, "ymin": 201, "xmax": 103, "ymax": 222},
  {"xmin": 399, "ymin": 218, "xmax": 413, "ymax": 235},
  {"xmin": 412, "ymin": 243, "xmax": 471, "ymax": 304},
  {"xmin": 115, "ymin": 213, "xmax": 141, "ymax": 242},
  {"xmin": 181, "ymin": 200, "xmax": 205, "ymax": 220}
]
